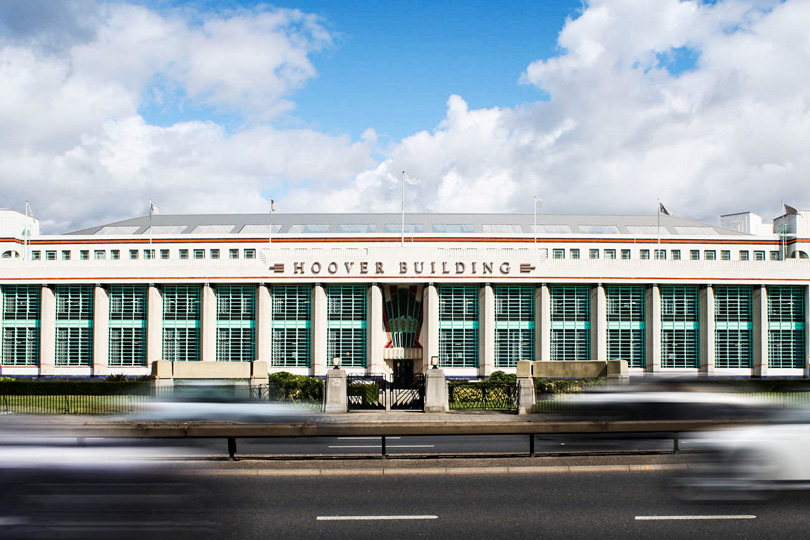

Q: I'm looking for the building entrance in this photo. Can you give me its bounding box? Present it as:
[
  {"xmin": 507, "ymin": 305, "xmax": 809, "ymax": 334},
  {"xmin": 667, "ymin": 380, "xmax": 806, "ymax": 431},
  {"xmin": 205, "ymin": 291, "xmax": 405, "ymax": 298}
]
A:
[{"xmin": 393, "ymin": 359, "xmax": 414, "ymax": 387}]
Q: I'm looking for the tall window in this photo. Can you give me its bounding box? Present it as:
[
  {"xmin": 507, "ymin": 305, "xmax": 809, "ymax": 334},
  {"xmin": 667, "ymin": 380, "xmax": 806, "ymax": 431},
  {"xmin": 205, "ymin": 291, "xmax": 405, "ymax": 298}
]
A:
[
  {"xmin": 108, "ymin": 286, "xmax": 147, "ymax": 367},
  {"xmin": 216, "ymin": 285, "xmax": 255, "ymax": 362},
  {"xmin": 606, "ymin": 286, "xmax": 645, "ymax": 368},
  {"xmin": 55, "ymin": 285, "xmax": 93, "ymax": 366},
  {"xmin": 715, "ymin": 286, "xmax": 752, "ymax": 368},
  {"xmin": 494, "ymin": 286, "xmax": 534, "ymax": 368},
  {"xmin": 162, "ymin": 285, "xmax": 201, "ymax": 362},
  {"xmin": 438, "ymin": 286, "xmax": 478, "ymax": 367},
  {"xmin": 550, "ymin": 286, "xmax": 590, "ymax": 361},
  {"xmin": 272, "ymin": 285, "xmax": 311, "ymax": 367},
  {"xmin": 1, "ymin": 285, "xmax": 40, "ymax": 366},
  {"xmin": 768, "ymin": 286, "xmax": 805, "ymax": 369},
  {"xmin": 660, "ymin": 286, "xmax": 699, "ymax": 368},
  {"xmin": 326, "ymin": 285, "xmax": 367, "ymax": 367}
]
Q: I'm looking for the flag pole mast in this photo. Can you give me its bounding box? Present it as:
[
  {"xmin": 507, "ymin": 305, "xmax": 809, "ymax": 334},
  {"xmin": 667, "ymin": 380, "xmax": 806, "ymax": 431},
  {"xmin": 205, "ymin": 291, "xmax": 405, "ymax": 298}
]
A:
[
  {"xmin": 534, "ymin": 196, "xmax": 538, "ymax": 244},
  {"xmin": 657, "ymin": 198, "xmax": 660, "ymax": 261},
  {"xmin": 269, "ymin": 195, "xmax": 273, "ymax": 245},
  {"xmin": 401, "ymin": 171, "xmax": 405, "ymax": 247},
  {"xmin": 149, "ymin": 199, "xmax": 153, "ymax": 256}
]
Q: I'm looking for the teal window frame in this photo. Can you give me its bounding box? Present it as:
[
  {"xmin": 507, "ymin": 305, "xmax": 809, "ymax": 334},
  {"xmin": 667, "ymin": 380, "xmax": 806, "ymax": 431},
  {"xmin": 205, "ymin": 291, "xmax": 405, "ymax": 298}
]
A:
[
  {"xmin": 660, "ymin": 286, "xmax": 700, "ymax": 368},
  {"xmin": 326, "ymin": 285, "xmax": 367, "ymax": 367},
  {"xmin": 714, "ymin": 286, "xmax": 753, "ymax": 369},
  {"xmin": 1, "ymin": 285, "xmax": 41, "ymax": 366},
  {"xmin": 438, "ymin": 285, "xmax": 479, "ymax": 368},
  {"xmin": 215, "ymin": 285, "xmax": 255, "ymax": 362},
  {"xmin": 767, "ymin": 286, "xmax": 805, "ymax": 369},
  {"xmin": 108, "ymin": 285, "xmax": 147, "ymax": 367},
  {"xmin": 272, "ymin": 285, "xmax": 312, "ymax": 367},
  {"xmin": 606, "ymin": 286, "xmax": 645, "ymax": 368},
  {"xmin": 54, "ymin": 285, "xmax": 94, "ymax": 367},
  {"xmin": 550, "ymin": 286, "xmax": 590, "ymax": 361},
  {"xmin": 494, "ymin": 286, "xmax": 534, "ymax": 367},
  {"xmin": 162, "ymin": 285, "xmax": 201, "ymax": 364}
]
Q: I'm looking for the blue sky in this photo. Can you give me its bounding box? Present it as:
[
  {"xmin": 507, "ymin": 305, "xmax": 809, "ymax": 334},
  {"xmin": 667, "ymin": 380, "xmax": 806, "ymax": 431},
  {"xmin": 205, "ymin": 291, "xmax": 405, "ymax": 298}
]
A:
[
  {"xmin": 138, "ymin": 0, "xmax": 580, "ymax": 143},
  {"xmin": 0, "ymin": 0, "xmax": 806, "ymax": 232}
]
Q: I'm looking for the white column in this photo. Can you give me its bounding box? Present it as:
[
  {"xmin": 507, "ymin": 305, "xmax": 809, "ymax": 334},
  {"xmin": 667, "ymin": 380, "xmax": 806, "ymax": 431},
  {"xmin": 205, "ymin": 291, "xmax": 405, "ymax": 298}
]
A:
[
  {"xmin": 311, "ymin": 284, "xmax": 327, "ymax": 376},
  {"xmin": 753, "ymin": 285, "xmax": 768, "ymax": 378},
  {"xmin": 480, "ymin": 284, "xmax": 495, "ymax": 377},
  {"xmin": 146, "ymin": 285, "xmax": 162, "ymax": 368},
  {"xmin": 425, "ymin": 284, "xmax": 439, "ymax": 365},
  {"xmin": 700, "ymin": 285, "xmax": 715, "ymax": 375},
  {"xmin": 93, "ymin": 285, "xmax": 109, "ymax": 377},
  {"xmin": 256, "ymin": 285, "xmax": 272, "ymax": 364},
  {"xmin": 646, "ymin": 284, "xmax": 661, "ymax": 373},
  {"xmin": 200, "ymin": 284, "xmax": 216, "ymax": 362},
  {"xmin": 592, "ymin": 284, "xmax": 607, "ymax": 361},
  {"xmin": 368, "ymin": 284, "xmax": 386, "ymax": 375},
  {"xmin": 39, "ymin": 286, "xmax": 55, "ymax": 376},
  {"xmin": 539, "ymin": 284, "xmax": 550, "ymax": 361}
]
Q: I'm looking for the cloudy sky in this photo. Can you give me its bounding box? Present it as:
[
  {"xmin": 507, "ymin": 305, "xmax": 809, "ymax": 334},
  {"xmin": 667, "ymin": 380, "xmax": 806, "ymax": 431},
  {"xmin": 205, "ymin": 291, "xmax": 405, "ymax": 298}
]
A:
[{"xmin": 1, "ymin": 0, "xmax": 807, "ymax": 233}]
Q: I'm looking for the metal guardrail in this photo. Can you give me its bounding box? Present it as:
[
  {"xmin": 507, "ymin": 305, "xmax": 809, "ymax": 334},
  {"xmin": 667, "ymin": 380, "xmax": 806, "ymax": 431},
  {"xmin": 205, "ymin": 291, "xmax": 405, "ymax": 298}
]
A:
[{"xmin": 38, "ymin": 418, "xmax": 748, "ymax": 460}]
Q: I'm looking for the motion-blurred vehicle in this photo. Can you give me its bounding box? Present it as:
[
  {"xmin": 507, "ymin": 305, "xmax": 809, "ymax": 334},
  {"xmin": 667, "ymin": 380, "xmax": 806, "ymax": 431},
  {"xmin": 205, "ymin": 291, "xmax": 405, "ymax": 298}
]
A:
[
  {"xmin": 674, "ymin": 409, "xmax": 810, "ymax": 502},
  {"xmin": 0, "ymin": 433, "xmax": 217, "ymax": 539},
  {"xmin": 543, "ymin": 379, "xmax": 773, "ymax": 421},
  {"xmin": 132, "ymin": 382, "xmax": 318, "ymax": 423}
]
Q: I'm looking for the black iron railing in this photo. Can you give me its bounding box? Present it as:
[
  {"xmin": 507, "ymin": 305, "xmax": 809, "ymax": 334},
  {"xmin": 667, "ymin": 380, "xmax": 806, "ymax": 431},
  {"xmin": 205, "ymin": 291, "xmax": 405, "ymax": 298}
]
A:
[{"xmin": 448, "ymin": 381, "xmax": 517, "ymax": 411}]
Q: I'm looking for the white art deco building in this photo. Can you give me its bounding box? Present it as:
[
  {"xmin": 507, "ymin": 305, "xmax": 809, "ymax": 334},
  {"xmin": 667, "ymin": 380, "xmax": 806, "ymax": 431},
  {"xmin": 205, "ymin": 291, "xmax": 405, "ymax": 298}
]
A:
[{"xmin": 1, "ymin": 206, "xmax": 808, "ymax": 381}]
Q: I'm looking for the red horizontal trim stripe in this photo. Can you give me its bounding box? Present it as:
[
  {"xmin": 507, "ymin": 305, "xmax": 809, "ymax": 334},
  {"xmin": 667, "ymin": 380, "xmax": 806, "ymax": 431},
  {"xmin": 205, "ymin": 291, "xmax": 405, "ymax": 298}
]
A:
[
  {"xmin": 1, "ymin": 236, "xmax": 793, "ymax": 246},
  {"xmin": 1, "ymin": 275, "xmax": 808, "ymax": 283}
]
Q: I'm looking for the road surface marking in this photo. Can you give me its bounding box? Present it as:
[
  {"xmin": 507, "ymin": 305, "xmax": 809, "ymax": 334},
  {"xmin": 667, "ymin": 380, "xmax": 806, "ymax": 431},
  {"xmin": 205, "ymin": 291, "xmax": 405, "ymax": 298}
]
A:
[
  {"xmin": 327, "ymin": 445, "xmax": 435, "ymax": 449},
  {"xmin": 317, "ymin": 515, "xmax": 438, "ymax": 521},
  {"xmin": 337, "ymin": 437, "xmax": 401, "ymax": 440},
  {"xmin": 635, "ymin": 515, "xmax": 756, "ymax": 521}
]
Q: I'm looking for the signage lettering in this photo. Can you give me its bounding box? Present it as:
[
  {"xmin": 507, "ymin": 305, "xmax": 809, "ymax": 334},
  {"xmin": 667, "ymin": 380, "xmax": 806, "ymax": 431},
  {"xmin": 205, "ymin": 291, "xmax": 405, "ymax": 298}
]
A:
[{"xmin": 274, "ymin": 260, "xmax": 522, "ymax": 276}]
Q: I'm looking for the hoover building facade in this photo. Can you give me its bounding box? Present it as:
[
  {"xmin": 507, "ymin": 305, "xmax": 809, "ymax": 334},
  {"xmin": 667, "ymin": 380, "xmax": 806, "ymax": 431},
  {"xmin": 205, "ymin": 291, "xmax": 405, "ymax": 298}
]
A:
[{"xmin": 1, "ymin": 207, "xmax": 809, "ymax": 381}]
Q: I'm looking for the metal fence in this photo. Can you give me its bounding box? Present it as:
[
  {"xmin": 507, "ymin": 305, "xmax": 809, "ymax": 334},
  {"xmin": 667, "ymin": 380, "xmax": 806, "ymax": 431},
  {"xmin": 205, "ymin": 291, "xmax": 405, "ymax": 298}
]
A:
[
  {"xmin": 250, "ymin": 382, "xmax": 323, "ymax": 408},
  {"xmin": 448, "ymin": 382, "xmax": 518, "ymax": 411},
  {"xmin": 0, "ymin": 394, "xmax": 151, "ymax": 415}
]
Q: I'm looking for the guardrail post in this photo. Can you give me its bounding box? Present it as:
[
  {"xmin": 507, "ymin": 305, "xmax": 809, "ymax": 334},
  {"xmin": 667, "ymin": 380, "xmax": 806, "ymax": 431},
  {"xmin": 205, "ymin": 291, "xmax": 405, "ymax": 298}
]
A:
[
  {"xmin": 529, "ymin": 434, "xmax": 535, "ymax": 457},
  {"xmin": 673, "ymin": 435, "xmax": 679, "ymax": 453},
  {"xmin": 228, "ymin": 437, "xmax": 237, "ymax": 460},
  {"xmin": 381, "ymin": 435, "xmax": 387, "ymax": 459}
]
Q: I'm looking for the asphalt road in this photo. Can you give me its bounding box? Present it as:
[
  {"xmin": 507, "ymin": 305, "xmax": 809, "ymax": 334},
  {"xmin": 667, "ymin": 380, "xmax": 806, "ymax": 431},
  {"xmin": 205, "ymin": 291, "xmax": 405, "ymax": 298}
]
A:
[{"xmin": 202, "ymin": 468, "xmax": 810, "ymax": 540}]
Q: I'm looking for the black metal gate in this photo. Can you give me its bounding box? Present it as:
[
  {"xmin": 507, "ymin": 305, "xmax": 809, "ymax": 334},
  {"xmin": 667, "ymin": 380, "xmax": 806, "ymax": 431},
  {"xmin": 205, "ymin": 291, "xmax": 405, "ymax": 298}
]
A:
[
  {"xmin": 390, "ymin": 372, "xmax": 425, "ymax": 411},
  {"xmin": 347, "ymin": 374, "xmax": 387, "ymax": 410}
]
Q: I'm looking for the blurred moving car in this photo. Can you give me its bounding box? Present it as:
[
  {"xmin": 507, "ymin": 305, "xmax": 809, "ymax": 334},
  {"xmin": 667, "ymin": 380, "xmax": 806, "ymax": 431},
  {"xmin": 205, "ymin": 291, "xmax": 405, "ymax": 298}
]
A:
[
  {"xmin": 674, "ymin": 409, "xmax": 810, "ymax": 502},
  {"xmin": 0, "ymin": 432, "xmax": 218, "ymax": 539},
  {"xmin": 542, "ymin": 379, "xmax": 774, "ymax": 421},
  {"xmin": 130, "ymin": 382, "xmax": 318, "ymax": 423}
]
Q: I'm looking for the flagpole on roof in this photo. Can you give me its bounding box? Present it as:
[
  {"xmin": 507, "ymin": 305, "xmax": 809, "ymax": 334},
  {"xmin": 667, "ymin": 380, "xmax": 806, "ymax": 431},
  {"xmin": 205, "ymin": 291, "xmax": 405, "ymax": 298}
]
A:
[
  {"xmin": 657, "ymin": 199, "xmax": 660, "ymax": 261},
  {"xmin": 401, "ymin": 172, "xmax": 405, "ymax": 246},
  {"xmin": 269, "ymin": 196, "xmax": 276, "ymax": 244},
  {"xmin": 401, "ymin": 172, "xmax": 419, "ymax": 246},
  {"xmin": 149, "ymin": 199, "xmax": 153, "ymax": 256},
  {"xmin": 534, "ymin": 197, "xmax": 543, "ymax": 244}
]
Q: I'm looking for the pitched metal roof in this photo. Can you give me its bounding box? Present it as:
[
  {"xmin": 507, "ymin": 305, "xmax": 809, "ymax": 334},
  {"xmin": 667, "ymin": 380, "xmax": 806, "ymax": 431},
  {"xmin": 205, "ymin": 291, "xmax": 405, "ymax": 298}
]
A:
[{"xmin": 65, "ymin": 212, "xmax": 746, "ymax": 236}]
